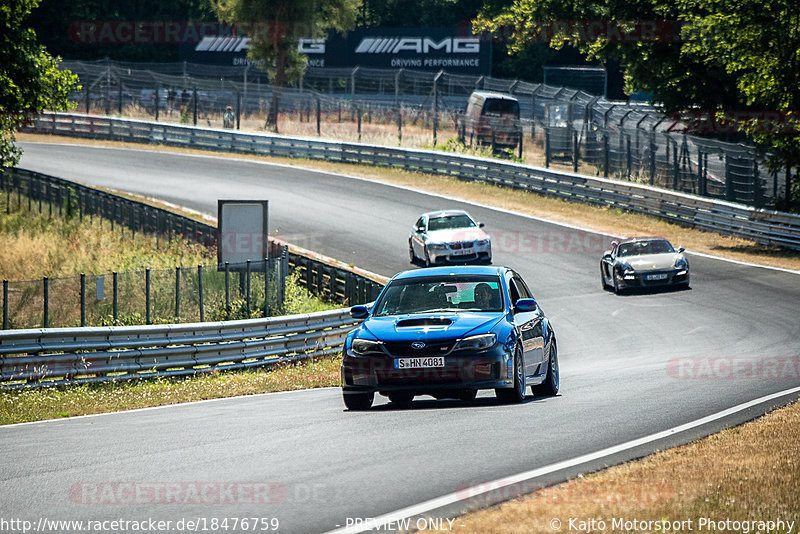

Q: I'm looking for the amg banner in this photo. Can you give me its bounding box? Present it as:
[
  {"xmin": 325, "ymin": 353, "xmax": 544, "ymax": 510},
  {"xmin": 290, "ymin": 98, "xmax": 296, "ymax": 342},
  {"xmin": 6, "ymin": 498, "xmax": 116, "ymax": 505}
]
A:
[{"xmin": 180, "ymin": 27, "xmax": 492, "ymax": 74}]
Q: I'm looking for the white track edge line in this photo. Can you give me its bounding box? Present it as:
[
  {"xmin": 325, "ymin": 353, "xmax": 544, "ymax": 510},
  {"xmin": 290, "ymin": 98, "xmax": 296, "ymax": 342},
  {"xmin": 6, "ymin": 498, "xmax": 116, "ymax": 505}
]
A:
[{"xmin": 322, "ymin": 385, "xmax": 800, "ymax": 534}]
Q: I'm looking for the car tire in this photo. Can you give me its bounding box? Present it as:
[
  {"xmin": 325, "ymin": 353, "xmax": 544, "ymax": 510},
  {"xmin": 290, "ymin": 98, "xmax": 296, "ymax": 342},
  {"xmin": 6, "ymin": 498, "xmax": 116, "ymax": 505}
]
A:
[
  {"xmin": 408, "ymin": 240, "xmax": 416, "ymax": 263},
  {"xmin": 343, "ymin": 391, "xmax": 374, "ymax": 411},
  {"xmin": 457, "ymin": 389, "xmax": 478, "ymax": 403},
  {"xmin": 601, "ymin": 263, "xmax": 611, "ymax": 290},
  {"xmin": 613, "ymin": 271, "xmax": 624, "ymax": 295},
  {"xmin": 388, "ymin": 393, "xmax": 414, "ymax": 408},
  {"xmin": 532, "ymin": 343, "xmax": 559, "ymax": 397},
  {"xmin": 496, "ymin": 346, "xmax": 525, "ymax": 404}
]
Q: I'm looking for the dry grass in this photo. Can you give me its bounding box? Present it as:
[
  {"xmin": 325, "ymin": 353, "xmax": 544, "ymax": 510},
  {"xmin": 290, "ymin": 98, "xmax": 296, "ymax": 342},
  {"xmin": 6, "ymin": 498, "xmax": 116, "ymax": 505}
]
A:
[
  {"xmin": 0, "ymin": 355, "xmax": 341, "ymax": 425},
  {"xmin": 451, "ymin": 400, "xmax": 800, "ymax": 533},
  {"xmin": 0, "ymin": 197, "xmax": 213, "ymax": 282},
  {"xmin": 18, "ymin": 132, "xmax": 800, "ymax": 272}
]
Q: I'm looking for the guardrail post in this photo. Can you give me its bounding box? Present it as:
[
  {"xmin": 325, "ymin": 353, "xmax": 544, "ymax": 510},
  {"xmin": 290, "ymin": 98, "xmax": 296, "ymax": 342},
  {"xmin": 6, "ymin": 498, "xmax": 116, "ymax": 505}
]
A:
[
  {"xmin": 85, "ymin": 86, "xmax": 90, "ymax": 114},
  {"xmin": 2, "ymin": 280, "xmax": 8, "ymax": 330},
  {"xmin": 112, "ymin": 271, "xmax": 118, "ymax": 322},
  {"xmin": 603, "ymin": 131, "xmax": 609, "ymax": 178},
  {"xmin": 198, "ymin": 265, "xmax": 204, "ymax": 322},
  {"xmin": 80, "ymin": 274, "xmax": 86, "ymax": 327},
  {"xmin": 146, "ymin": 268, "xmax": 151, "ymax": 324},
  {"xmin": 43, "ymin": 276, "xmax": 49, "ymax": 328},
  {"xmin": 175, "ymin": 267, "xmax": 181, "ymax": 320}
]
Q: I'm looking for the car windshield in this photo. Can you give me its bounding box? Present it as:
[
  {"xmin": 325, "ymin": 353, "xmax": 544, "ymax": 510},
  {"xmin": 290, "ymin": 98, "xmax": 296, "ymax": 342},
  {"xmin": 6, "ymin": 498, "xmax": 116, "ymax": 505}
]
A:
[
  {"xmin": 483, "ymin": 99, "xmax": 519, "ymax": 115},
  {"xmin": 372, "ymin": 275, "xmax": 504, "ymax": 316},
  {"xmin": 427, "ymin": 215, "xmax": 476, "ymax": 231},
  {"xmin": 618, "ymin": 239, "xmax": 675, "ymax": 257}
]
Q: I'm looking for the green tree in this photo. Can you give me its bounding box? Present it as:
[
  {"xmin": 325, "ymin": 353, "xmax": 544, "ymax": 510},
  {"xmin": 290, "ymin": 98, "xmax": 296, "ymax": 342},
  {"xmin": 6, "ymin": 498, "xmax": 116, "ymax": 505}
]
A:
[
  {"xmin": 213, "ymin": 0, "xmax": 362, "ymax": 130},
  {"xmin": 1, "ymin": 0, "xmax": 78, "ymax": 167},
  {"xmin": 475, "ymin": 0, "xmax": 800, "ymax": 210},
  {"xmin": 680, "ymin": 0, "xmax": 800, "ymax": 210}
]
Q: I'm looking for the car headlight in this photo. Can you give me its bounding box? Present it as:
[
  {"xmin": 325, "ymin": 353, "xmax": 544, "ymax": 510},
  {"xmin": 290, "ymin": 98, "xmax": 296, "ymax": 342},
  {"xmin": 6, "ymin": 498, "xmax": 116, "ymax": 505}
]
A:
[
  {"xmin": 351, "ymin": 338, "xmax": 384, "ymax": 355},
  {"xmin": 427, "ymin": 242, "xmax": 448, "ymax": 251},
  {"xmin": 674, "ymin": 257, "xmax": 688, "ymax": 270},
  {"xmin": 619, "ymin": 261, "xmax": 634, "ymax": 274},
  {"xmin": 454, "ymin": 333, "xmax": 496, "ymax": 352},
  {"xmin": 476, "ymin": 239, "xmax": 490, "ymax": 246}
]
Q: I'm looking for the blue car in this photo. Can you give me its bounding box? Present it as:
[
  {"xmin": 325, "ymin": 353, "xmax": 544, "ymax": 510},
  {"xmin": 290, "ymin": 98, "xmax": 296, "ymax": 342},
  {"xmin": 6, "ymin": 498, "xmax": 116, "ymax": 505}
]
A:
[{"xmin": 341, "ymin": 266, "xmax": 559, "ymax": 410}]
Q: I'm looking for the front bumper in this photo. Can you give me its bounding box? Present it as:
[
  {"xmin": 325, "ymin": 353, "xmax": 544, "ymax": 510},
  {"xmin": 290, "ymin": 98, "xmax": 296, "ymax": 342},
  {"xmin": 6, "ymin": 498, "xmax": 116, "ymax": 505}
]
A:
[
  {"xmin": 341, "ymin": 343, "xmax": 513, "ymax": 395},
  {"xmin": 427, "ymin": 244, "xmax": 492, "ymax": 264},
  {"xmin": 617, "ymin": 269, "xmax": 690, "ymax": 289}
]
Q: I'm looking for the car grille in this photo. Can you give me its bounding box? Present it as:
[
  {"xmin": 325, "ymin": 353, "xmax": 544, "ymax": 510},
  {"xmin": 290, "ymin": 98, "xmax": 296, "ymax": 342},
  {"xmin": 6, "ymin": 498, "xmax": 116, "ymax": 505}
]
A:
[
  {"xmin": 450, "ymin": 241, "xmax": 474, "ymax": 250},
  {"xmin": 382, "ymin": 340, "xmax": 455, "ymax": 357}
]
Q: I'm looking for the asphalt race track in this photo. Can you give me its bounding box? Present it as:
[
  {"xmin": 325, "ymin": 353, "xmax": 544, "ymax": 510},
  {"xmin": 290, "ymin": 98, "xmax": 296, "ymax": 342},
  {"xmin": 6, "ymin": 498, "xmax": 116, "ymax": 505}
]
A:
[{"xmin": 3, "ymin": 141, "xmax": 800, "ymax": 533}]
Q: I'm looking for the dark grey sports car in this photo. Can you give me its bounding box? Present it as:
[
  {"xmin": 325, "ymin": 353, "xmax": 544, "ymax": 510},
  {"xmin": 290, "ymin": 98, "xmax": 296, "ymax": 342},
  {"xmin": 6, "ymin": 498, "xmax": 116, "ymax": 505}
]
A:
[{"xmin": 601, "ymin": 237, "xmax": 690, "ymax": 294}]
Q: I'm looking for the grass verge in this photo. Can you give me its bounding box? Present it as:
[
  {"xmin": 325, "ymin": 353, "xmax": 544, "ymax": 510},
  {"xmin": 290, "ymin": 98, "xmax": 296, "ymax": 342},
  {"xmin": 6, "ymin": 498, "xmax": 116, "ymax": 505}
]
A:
[
  {"xmin": 452, "ymin": 399, "xmax": 800, "ymax": 533},
  {"xmin": 17, "ymin": 132, "xmax": 800, "ymax": 272},
  {"xmin": 0, "ymin": 355, "xmax": 341, "ymax": 425}
]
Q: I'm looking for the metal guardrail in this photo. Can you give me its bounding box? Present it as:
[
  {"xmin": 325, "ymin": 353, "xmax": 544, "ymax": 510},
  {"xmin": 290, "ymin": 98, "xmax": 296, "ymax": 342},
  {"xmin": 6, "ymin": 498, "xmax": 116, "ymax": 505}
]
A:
[
  {"xmin": 25, "ymin": 112, "xmax": 800, "ymax": 250},
  {"xmin": 0, "ymin": 308, "xmax": 356, "ymax": 388}
]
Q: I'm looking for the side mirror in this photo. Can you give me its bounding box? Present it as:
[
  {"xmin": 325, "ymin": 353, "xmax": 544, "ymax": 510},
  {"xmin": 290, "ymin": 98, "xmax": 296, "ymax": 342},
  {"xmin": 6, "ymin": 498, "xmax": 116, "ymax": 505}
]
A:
[
  {"xmin": 416, "ymin": 225, "xmax": 425, "ymax": 233},
  {"xmin": 678, "ymin": 247, "xmax": 685, "ymax": 253},
  {"xmin": 478, "ymin": 222, "xmax": 485, "ymax": 228},
  {"xmin": 514, "ymin": 298, "xmax": 538, "ymax": 313},
  {"xmin": 350, "ymin": 305, "xmax": 369, "ymax": 319},
  {"xmin": 611, "ymin": 240, "xmax": 619, "ymax": 248}
]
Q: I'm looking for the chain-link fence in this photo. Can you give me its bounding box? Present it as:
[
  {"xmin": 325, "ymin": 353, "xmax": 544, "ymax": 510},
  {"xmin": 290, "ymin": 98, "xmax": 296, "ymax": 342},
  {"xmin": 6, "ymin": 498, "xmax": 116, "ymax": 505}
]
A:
[
  {"xmin": 57, "ymin": 59, "xmax": 779, "ymax": 208},
  {"xmin": 1, "ymin": 167, "xmax": 386, "ymax": 329},
  {"xmin": 2, "ymin": 260, "xmax": 288, "ymax": 330}
]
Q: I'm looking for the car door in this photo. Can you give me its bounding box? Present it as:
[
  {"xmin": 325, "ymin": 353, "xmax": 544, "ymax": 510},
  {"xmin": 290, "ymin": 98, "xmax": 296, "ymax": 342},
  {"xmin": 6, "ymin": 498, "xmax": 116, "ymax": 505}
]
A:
[
  {"xmin": 411, "ymin": 216, "xmax": 426, "ymax": 257},
  {"xmin": 601, "ymin": 241, "xmax": 618, "ymax": 284},
  {"xmin": 508, "ymin": 273, "xmax": 544, "ymax": 377}
]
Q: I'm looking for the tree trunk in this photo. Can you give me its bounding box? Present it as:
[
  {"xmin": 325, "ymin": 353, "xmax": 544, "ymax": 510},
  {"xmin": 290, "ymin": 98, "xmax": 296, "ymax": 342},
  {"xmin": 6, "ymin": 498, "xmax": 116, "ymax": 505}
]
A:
[{"xmin": 265, "ymin": 47, "xmax": 288, "ymax": 132}]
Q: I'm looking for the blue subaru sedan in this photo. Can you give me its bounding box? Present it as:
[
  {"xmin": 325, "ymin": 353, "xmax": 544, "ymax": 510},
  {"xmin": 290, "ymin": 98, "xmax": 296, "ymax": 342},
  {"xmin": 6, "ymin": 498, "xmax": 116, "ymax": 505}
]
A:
[{"xmin": 341, "ymin": 265, "xmax": 559, "ymax": 410}]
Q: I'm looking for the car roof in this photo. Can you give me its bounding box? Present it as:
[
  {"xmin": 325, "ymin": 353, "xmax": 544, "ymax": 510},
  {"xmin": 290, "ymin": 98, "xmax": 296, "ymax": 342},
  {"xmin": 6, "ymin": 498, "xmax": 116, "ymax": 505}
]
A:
[
  {"xmin": 470, "ymin": 91, "xmax": 519, "ymax": 101},
  {"xmin": 420, "ymin": 209, "xmax": 472, "ymax": 219},
  {"xmin": 618, "ymin": 236, "xmax": 670, "ymax": 245},
  {"xmin": 391, "ymin": 265, "xmax": 507, "ymax": 281}
]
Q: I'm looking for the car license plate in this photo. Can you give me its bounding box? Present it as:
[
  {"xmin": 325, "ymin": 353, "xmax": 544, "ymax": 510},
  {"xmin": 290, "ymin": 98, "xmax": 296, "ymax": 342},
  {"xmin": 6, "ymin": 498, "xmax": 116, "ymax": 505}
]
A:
[
  {"xmin": 646, "ymin": 273, "xmax": 669, "ymax": 280},
  {"xmin": 452, "ymin": 249, "xmax": 473, "ymax": 256},
  {"xmin": 394, "ymin": 357, "xmax": 445, "ymax": 369}
]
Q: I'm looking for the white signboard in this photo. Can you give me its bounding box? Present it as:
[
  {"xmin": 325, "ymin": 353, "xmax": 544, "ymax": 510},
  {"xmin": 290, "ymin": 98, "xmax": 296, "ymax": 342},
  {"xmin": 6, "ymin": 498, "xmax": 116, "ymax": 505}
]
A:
[{"xmin": 217, "ymin": 200, "xmax": 269, "ymax": 270}]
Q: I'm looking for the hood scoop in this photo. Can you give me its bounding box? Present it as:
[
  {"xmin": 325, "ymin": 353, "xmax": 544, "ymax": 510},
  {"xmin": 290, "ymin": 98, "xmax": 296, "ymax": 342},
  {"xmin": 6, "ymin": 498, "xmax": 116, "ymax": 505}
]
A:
[{"xmin": 395, "ymin": 318, "xmax": 453, "ymax": 328}]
